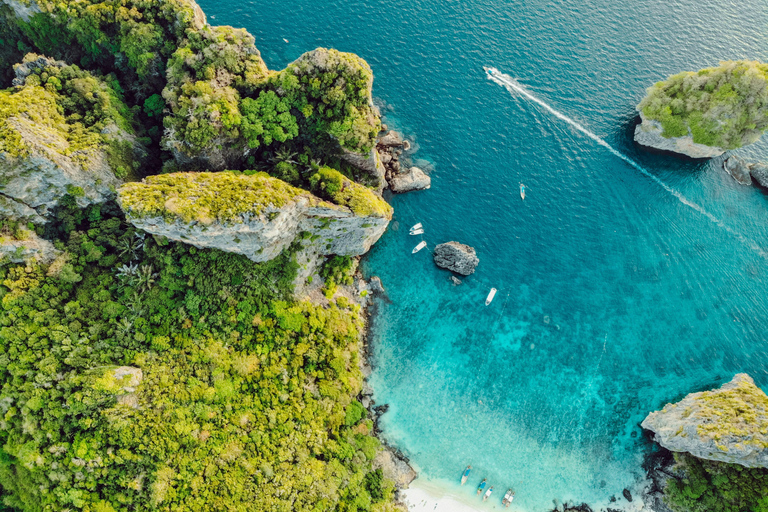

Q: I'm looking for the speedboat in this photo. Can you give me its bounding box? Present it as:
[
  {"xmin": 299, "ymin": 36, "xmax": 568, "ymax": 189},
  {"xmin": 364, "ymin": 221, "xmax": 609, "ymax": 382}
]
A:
[
  {"xmin": 460, "ymin": 465, "xmax": 471, "ymax": 485},
  {"xmin": 485, "ymin": 288, "xmax": 497, "ymax": 306},
  {"xmin": 410, "ymin": 228, "xmax": 424, "ymax": 235},
  {"xmin": 520, "ymin": 183, "xmax": 526, "ymax": 200},
  {"xmin": 484, "ymin": 66, "xmax": 499, "ymax": 77},
  {"xmin": 412, "ymin": 241, "xmax": 427, "ymax": 253},
  {"xmin": 410, "ymin": 222, "xmax": 423, "ymax": 231}
]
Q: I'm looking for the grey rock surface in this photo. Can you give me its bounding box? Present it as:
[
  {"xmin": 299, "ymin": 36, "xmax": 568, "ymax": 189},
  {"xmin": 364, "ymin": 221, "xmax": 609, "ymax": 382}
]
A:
[
  {"xmin": 634, "ymin": 114, "xmax": 725, "ymax": 159},
  {"xmin": 341, "ymin": 147, "xmax": 386, "ymax": 190},
  {"xmin": 389, "ymin": 166, "xmax": 431, "ymax": 193},
  {"xmin": 433, "ymin": 242, "xmax": 479, "ymax": 276},
  {"xmin": 724, "ymin": 156, "xmax": 753, "ymax": 185},
  {"xmin": 379, "ymin": 130, "xmax": 404, "ymax": 147},
  {"xmin": 121, "ymin": 196, "xmax": 390, "ymax": 264},
  {"xmin": 642, "ymin": 373, "xmax": 768, "ymax": 468},
  {"xmin": 373, "ymin": 449, "xmax": 417, "ymax": 488},
  {"xmin": 749, "ymin": 163, "xmax": 768, "ymax": 188},
  {"xmin": 0, "ymin": 232, "xmax": 59, "ymax": 264}
]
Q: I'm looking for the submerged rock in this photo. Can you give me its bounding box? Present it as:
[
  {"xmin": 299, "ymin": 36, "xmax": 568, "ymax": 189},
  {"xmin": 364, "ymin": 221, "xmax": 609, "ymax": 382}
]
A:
[
  {"xmin": 642, "ymin": 373, "xmax": 768, "ymax": 468},
  {"xmin": 634, "ymin": 114, "xmax": 725, "ymax": 159},
  {"xmin": 433, "ymin": 242, "xmax": 479, "ymax": 276},
  {"xmin": 389, "ymin": 166, "xmax": 431, "ymax": 193},
  {"xmin": 118, "ymin": 172, "xmax": 391, "ymax": 263},
  {"xmin": 723, "ymin": 156, "xmax": 753, "ymax": 185}
]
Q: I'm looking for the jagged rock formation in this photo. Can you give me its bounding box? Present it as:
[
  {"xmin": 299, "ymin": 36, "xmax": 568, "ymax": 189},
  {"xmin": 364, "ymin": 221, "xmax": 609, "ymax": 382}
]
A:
[
  {"xmin": 433, "ymin": 242, "xmax": 479, "ymax": 276},
  {"xmin": 722, "ymin": 155, "xmax": 768, "ymax": 188},
  {"xmin": 724, "ymin": 156, "xmax": 753, "ymax": 185},
  {"xmin": 0, "ymin": 55, "xmax": 145, "ymax": 220},
  {"xmin": 118, "ymin": 172, "xmax": 392, "ymax": 263},
  {"xmin": 642, "ymin": 374, "xmax": 768, "ymax": 468},
  {"xmin": 341, "ymin": 147, "xmax": 386, "ymax": 191},
  {"xmin": 634, "ymin": 113, "xmax": 725, "ymax": 158},
  {"xmin": 389, "ymin": 166, "xmax": 431, "ymax": 193}
]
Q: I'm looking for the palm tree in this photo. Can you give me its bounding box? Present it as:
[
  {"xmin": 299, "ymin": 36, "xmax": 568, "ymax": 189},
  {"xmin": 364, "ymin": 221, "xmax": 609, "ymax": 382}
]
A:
[{"xmin": 271, "ymin": 147, "xmax": 298, "ymax": 165}]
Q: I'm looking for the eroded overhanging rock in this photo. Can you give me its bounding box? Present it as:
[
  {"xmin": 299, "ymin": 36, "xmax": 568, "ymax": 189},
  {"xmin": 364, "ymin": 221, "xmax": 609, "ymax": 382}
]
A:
[
  {"xmin": 0, "ymin": 231, "xmax": 59, "ymax": 264},
  {"xmin": 634, "ymin": 113, "xmax": 725, "ymax": 159},
  {"xmin": 642, "ymin": 373, "xmax": 768, "ymax": 468},
  {"xmin": 117, "ymin": 172, "xmax": 391, "ymax": 262}
]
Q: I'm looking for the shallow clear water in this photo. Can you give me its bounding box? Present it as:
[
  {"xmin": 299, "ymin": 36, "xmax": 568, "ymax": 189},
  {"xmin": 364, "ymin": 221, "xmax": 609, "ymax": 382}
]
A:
[{"xmin": 200, "ymin": 0, "xmax": 768, "ymax": 509}]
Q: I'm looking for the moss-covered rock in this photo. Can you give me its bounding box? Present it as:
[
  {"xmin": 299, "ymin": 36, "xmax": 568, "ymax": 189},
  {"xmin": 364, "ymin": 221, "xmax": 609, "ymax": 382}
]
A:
[
  {"xmin": 635, "ymin": 61, "xmax": 768, "ymax": 157},
  {"xmin": 642, "ymin": 374, "xmax": 768, "ymax": 468},
  {"xmin": 0, "ymin": 55, "xmax": 147, "ymax": 219},
  {"xmin": 118, "ymin": 171, "xmax": 391, "ymax": 263}
]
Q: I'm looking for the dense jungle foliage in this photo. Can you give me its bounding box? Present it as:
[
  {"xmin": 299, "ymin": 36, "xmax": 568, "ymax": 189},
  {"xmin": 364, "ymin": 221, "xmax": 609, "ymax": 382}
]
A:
[
  {"xmin": 639, "ymin": 60, "xmax": 768, "ymax": 149},
  {"xmin": 664, "ymin": 453, "xmax": 768, "ymax": 512},
  {"xmin": 0, "ymin": 200, "xmax": 396, "ymax": 511},
  {"xmin": 0, "ymin": 1, "xmax": 398, "ymax": 511}
]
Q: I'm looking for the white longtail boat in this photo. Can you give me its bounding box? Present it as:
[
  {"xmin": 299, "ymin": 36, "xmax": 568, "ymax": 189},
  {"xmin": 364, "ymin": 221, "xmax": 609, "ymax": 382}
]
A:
[
  {"xmin": 485, "ymin": 288, "xmax": 497, "ymax": 305},
  {"xmin": 412, "ymin": 241, "xmax": 427, "ymax": 253}
]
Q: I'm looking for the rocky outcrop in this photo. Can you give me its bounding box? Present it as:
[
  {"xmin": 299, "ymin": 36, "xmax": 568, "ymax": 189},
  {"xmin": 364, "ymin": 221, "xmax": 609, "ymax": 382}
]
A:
[
  {"xmin": 0, "ymin": 232, "xmax": 59, "ymax": 264},
  {"xmin": 1, "ymin": 55, "xmax": 146, "ymax": 220},
  {"xmin": 724, "ymin": 156, "xmax": 753, "ymax": 185},
  {"xmin": 0, "ymin": 0, "xmax": 41, "ymax": 22},
  {"xmin": 721, "ymin": 155, "xmax": 768, "ymax": 188},
  {"xmin": 118, "ymin": 172, "xmax": 392, "ymax": 263},
  {"xmin": 642, "ymin": 374, "xmax": 768, "ymax": 468},
  {"xmin": 433, "ymin": 242, "xmax": 479, "ymax": 276},
  {"xmin": 634, "ymin": 114, "xmax": 725, "ymax": 159},
  {"xmin": 389, "ymin": 166, "xmax": 431, "ymax": 193},
  {"xmin": 341, "ymin": 147, "xmax": 386, "ymax": 191},
  {"xmin": 373, "ymin": 449, "xmax": 417, "ymax": 489}
]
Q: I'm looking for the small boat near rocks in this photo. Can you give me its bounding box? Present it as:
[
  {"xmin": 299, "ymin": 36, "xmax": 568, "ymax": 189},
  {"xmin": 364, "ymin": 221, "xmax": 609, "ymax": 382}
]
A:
[
  {"xmin": 485, "ymin": 288, "xmax": 497, "ymax": 305},
  {"xmin": 410, "ymin": 222, "xmax": 423, "ymax": 232},
  {"xmin": 412, "ymin": 241, "xmax": 427, "ymax": 253},
  {"xmin": 410, "ymin": 228, "xmax": 424, "ymax": 235}
]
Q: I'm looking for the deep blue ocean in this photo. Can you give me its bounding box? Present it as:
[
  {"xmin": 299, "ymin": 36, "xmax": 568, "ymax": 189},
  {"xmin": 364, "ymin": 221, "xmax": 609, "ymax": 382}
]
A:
[{"xmin": 199, "ymin": 0, "xmax": 768, "ymax": 509}]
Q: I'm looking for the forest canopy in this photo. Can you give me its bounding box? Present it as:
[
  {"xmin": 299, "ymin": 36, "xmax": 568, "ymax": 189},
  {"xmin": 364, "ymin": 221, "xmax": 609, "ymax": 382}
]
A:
[{"xmin": 638, "ymin": 60, "xmax": 768, "ymax": 149}]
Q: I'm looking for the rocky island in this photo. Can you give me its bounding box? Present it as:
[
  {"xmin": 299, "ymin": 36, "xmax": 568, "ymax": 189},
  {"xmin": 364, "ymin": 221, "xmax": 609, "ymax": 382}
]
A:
[{"xmin": 635, "ymin": 60, "xmax": 768, "ymax": 158}]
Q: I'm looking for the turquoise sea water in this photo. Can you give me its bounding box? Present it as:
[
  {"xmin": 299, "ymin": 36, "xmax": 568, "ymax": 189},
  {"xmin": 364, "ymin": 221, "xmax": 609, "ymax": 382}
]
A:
[{"xmin": 199, "ymin": 0, "xmax": 768, "ymax": 509}]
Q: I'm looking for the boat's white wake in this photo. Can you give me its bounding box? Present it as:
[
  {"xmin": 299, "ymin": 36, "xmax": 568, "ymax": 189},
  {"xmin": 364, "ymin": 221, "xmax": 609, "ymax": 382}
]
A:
[{"xmin": 486, "ymin": 68, "xmax": 768, "ymax": 259}]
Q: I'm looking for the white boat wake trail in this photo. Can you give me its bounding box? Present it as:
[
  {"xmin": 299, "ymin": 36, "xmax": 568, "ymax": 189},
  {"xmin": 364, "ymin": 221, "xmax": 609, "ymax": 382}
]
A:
[{"xmin": 487, "ymin": 70, "xmax": 768, "ymax": 260}]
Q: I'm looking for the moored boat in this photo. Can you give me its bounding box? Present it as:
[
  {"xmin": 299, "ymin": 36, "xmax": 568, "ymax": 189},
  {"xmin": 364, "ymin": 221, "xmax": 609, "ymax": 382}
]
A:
[
  {"xmin": 410, "ymin": 222, "xmax": 423, "ymax": 231},
  {"xmin": 412, "ymin": 241, "xmax": 427, "ymax": 253},
  {"xmin": 460, "ymin": 465, "xmax": 472, "ymax": 485},
  {"xmin": 410, "ymin": 228, "xmax": 424, "ymax": 235},
  {"xmin": 485, "ymin": 288, "xmax": 497, "ymax": 305}
]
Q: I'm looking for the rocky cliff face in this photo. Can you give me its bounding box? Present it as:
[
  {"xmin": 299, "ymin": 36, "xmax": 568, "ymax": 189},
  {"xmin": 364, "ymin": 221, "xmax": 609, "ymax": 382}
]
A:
[
  {"xmin": 118, "ymin": 172, "xmax": 391, "ymax": 263},
  {"xmin": 642, "ymin": 374, "xmax": 768, "ymax": 468},
  {"xmin": 0, "ymin": 55, "xmax": 146, "ymax": 221},
  {"xmin": 634, "ymin": 114, "xmax": 725, "ymax": 159}
]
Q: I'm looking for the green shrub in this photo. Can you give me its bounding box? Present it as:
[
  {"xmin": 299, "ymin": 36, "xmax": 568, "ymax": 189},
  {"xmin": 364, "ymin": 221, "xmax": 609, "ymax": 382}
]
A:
[{"xmin": 664, "ymin": 453, "xmax": 768, "ymax": 512}]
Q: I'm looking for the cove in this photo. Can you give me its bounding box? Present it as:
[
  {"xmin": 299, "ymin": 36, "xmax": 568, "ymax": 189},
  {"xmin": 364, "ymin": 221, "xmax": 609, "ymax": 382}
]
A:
[{"xmin": 197, "ymin": 0, "xmax": 768, "ymax": 509}]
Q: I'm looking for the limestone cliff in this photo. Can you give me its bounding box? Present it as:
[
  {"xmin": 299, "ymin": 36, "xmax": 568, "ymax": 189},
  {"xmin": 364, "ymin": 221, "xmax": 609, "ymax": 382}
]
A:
[
  {"xmin": 634, "ymin": 113, "xmax": 725, "ymax": 159},
  {"xmin": 0, "ymin": 55, "xmax": 146, "ymax": 220},
  {"xmin": 642, "ymin": 374, "xmax": 768, "ymax": 468},
  {"xmin": 117, "ymin": 172, "xmax": 392, "ymax": 263}
]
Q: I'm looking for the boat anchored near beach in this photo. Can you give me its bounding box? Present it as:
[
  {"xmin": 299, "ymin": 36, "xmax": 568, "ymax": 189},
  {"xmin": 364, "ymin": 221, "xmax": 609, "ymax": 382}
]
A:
[
  {"xmin": 485, "ymin": 288, "xmax": 497, "ymax": 305},
  {"xmin": 460, "ymin": 465, "xmax": 471, "ymax": 485},
  {"xmin": 412, "ymin": 240, "xmax": 427, "ymax": 253}
]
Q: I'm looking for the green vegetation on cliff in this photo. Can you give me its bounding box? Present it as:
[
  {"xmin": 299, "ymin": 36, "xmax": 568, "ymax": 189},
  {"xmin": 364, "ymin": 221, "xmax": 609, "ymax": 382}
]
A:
[
  {"xmin": 639, "ymin": 60, "xmax": 768, "ymax": 149},
  {"xmin": 118, "ymin": 171, "xmax": 327, "ymax": 224},
  {"xmin": 310, "ymin": 167, "xmax": 392, "ymax": 218},
  {"xmin": 664, "ymin": 453, "xmax": 768, "ymax": 512},
  {"xmin": 0, "ymin": 201, "xmax": 397, "ymax": 511}
]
